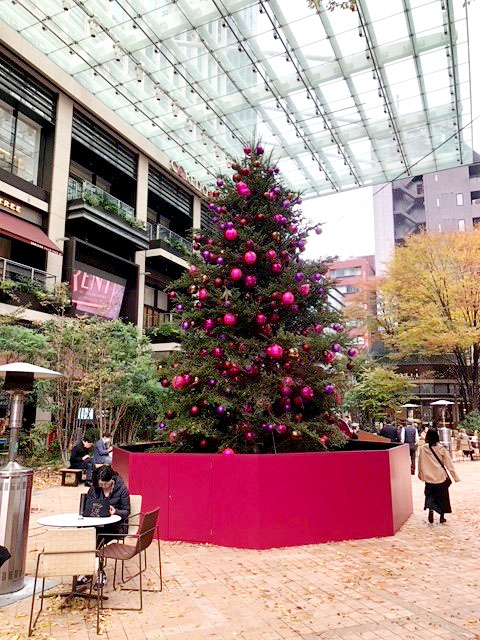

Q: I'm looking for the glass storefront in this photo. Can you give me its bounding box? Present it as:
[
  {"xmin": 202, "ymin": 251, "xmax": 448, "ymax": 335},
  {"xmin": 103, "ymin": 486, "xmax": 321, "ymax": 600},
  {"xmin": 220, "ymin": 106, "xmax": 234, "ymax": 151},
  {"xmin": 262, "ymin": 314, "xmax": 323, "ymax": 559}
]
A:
[{"xmin": 0, "ymin": 99, "xmax": 41, "ymax": 184}]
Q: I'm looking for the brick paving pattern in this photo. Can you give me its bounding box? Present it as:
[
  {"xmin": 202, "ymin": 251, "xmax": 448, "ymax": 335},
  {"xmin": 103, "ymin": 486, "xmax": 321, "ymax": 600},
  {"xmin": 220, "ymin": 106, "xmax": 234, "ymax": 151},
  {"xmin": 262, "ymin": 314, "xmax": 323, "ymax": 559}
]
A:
[{"xmin": 1, "ymin": 459, "xmax": 480, "ymax": 639}]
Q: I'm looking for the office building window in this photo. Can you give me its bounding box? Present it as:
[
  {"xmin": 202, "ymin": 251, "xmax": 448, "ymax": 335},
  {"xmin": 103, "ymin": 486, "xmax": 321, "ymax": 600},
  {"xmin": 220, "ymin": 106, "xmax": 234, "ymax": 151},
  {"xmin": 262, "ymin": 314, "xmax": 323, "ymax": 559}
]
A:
[
  {"xmin": 0, "ymin": 99, "xmax": 41, "ymax": 184},
  {"xmin": 458, "ymin": 219, "xmax": 465, "ymax": 231},
  {"xmin": 329, "ymin": 267, "xmax": 361, "ymax": 278},
  {"xmin": 456, "ymin": 193, "xmax": 464, "ymax": 206},
  {"xmin": 337, "ymin": 285, "xmax": 359, "ymax": 295},
  {"xmin": 436, "ymin": 198, "xmax": 440, "ymax": 208}
]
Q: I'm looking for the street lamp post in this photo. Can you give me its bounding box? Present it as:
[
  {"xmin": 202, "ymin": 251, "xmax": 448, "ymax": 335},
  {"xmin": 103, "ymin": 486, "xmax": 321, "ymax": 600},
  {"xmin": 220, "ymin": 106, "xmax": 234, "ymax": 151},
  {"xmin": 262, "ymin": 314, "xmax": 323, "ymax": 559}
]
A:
[{"xmin": 0, "ymin": 363, "xmax": 62, "ymax": 594}]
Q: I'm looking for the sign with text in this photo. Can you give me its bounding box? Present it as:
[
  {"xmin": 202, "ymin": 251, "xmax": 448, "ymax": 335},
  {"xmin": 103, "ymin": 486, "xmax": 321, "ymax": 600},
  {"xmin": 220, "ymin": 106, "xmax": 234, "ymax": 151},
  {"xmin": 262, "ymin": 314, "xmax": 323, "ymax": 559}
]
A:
[{"xmin": 71, "ymin": 269, "xmax": 125, "ymax": 320}]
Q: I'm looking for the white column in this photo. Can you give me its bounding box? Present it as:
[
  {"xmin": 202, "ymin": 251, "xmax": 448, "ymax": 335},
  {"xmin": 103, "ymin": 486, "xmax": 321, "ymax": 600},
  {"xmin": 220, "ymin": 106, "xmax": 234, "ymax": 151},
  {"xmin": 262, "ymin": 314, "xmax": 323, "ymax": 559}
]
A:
[
  {"xmin": 135, "ymin": 154, "xmax": 149, "ymax": 330},
  {"xmin": 193, "ymin": 194, "xmax": 201, "ymax": 229},
  {"xmin": 46, "ymin": 94, "xmax": 73, "ymax": 282}
]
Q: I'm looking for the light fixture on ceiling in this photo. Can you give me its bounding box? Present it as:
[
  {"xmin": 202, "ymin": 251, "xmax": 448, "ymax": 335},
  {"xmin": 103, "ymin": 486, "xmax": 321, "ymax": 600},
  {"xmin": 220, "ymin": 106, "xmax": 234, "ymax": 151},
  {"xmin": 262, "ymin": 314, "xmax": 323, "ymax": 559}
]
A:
[
  {"xmin": 201, "ymin": 131, "xmax": 208, "ymax": 145},
  {"xmin": 62, "ymin": 0, "xmax": 72, "ymax": 10},
  {"xmin": 87, "ymin": 18, "xmax": 100, "ymax": 38},
  {"xmin": 155, "ymin": 84, "xmax": 162, "ymax": 100},
  {"xmin": 215, "ymin": 146, "xmax": 221, "ymax": 158},
  {"xmin": 172, "ymin": 102, "xmax": 180, "ymax": 117},
  {"xmin": 188, "ymin": 118, "xmax": 195, "ymax": 133},
  {"xmin": 113, "ymin": 44, "xmax": 125, "ymax": 62},
  {"xmin": 136, "ymin": 65, "xmax": 145, "ymax": 83}
]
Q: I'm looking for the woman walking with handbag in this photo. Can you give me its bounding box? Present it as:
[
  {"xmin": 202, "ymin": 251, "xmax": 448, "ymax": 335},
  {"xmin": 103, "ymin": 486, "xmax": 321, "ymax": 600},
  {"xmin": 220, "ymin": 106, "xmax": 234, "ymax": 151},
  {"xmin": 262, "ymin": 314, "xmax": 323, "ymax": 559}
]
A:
[{"xmin": 418, "ymin": 428, "xmax": 460, "ymax": 524}]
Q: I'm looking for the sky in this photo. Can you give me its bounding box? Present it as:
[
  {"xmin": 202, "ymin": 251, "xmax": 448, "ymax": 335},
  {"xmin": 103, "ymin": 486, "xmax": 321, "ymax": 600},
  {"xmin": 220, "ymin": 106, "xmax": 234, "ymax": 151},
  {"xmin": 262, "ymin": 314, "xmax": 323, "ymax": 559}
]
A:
[{"xmin": 304, "ymin": 0, "xmax": 480, "ymax": 261}]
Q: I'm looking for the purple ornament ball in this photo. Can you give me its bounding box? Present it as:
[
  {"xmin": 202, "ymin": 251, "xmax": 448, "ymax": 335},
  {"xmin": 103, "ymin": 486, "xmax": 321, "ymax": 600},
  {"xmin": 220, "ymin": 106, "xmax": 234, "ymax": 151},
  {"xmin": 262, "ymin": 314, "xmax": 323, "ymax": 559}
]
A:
[
  {"xmin": 315, "ymin": 226, "xmax": 322, "ymax": 235},
  {"xmin": 347, "ymin": 347, "xmax": 358, "ymax": 358},
  {"xmin": 216, "ymin": 405, "xmax": 226, "ymax": 415},
  {"xmin": 207, "ymin": 377, "xmax": 217, "ymax": 387},
  {"xmin": 216, "ymin": 178, "xmax": 224, "ymax": 187},
  {"xmin": 226, "ymin": 221, "xmax": 234, "ymax": 229},
  {"xmin": 208, "ymin": 203, "xmax": 216, "ymax": 211},
  {"xmin": 175, "ymin": 303, "xmax": 185, "ymax": 312},
  {"xmin": 332, "ymin": 342, "xmax": 342, "ymax": 353},
  {"xmin": 181, "ymin": 320, "xmax": 191, "ymax": 331},
  {"xmin": 294, "ymin": 272, "xmax": 305, "ymax": 282},
  {"xmin": 272, "ymin": 186, "xmax": 281, "ymax": 195},
  {"xmin": 256, "ymin": 145, "xmax": 264, "ymax": 155},
  {"xmin": 216, "ymin": 256, "xmax": 224, "ymax": 265},
  {"xmin": 324, "ymin": 384, "xmax": 335, "ymax": 394},
  {"xmin": 282, "ymin": 199, "xmax": 291, "ymax": 209}
]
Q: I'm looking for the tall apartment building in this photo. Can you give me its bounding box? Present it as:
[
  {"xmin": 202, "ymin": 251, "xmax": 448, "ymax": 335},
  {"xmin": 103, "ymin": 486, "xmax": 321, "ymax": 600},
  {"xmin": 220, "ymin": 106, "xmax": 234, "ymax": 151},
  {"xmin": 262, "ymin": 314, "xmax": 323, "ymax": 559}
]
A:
[
  {"xmin": 0, "ymin": 43, "xmax": 210, "ymax": 356},
  {"xmin": 326, "ymin": 256, "xmax": 375, "ymax": 349},
  {"xmin": 373, "ymin": 153, "xmax": 480, "ymax": 275}
]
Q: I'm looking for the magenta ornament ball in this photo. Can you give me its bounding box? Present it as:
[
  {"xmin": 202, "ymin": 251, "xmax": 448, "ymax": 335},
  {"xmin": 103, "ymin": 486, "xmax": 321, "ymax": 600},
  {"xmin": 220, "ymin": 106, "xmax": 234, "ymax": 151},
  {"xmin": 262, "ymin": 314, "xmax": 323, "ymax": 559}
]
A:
[
  {"xmin": 256, "ymin": 313, "xmax": 267, "ymax": 325},
  {"xmin": 204, "ymin": 318, "xmax": 215, "ymax": 331},
  {"xmin": 273, "ymin": 214, "xmax": 283, "ymax": 224},
  {"xmin": 281, "ymin": 385, "xmax": 292, "ymax": 397},
  {"xmin": 282, "ymin": 199, "xmax": 291, "ymax": 209},
  {"xmin": 298, "ymin": 284, "xmax": 311, "ymax": 297},
  {"xmin": 300, "ymin": 385, "xmax": 314, "ymax": 401},
  {"xmin": 314, "ymin": 324, "xmax": 323, "ymax": 334},
  {"xmin": 198, "ymin": 288, "xmax": 209, "ymax": 301},
  {"xmin": 266, "ymin": 249, "xmax": 277, "ymax": 261},
  {"xmin": 266, "ymin": 344, "xmax": 284, "ymax": 359},
  {"xmin": 243, "ymin": 251, "xmax": 257, "ymax": 265},
  {"xmin": 171, "ymin": 375, "xmax": 186, "ymax": 390},
  {"xmin": 224, "ymin": 312, "xmax": 237, "ymax": 326},
  {"xmin": 324, "ymin": 384, "xmax": 335, "ymax": 394},
  {"xmin": 168, "ymin": 432, "xmax": 177, "ymax": 443},
  {"xmin": 332, "ymin": 342, "xmax": 342, "ymax": 353},
  {"xmin": 188, "ymin": 265, "xmax": 198, "ymax": 276},
  {"xmin": 245, "ymin": 275, "xmax": 257, "ymax": 288},
  {"xmin": 256, "ymin": 145, "xmax": 264, "ymax": 155},
  {"xmin": 273, "ymin": 186, "xmax": 281, "ymax": 195},
  {"xmin": 271, "ymin": 262, "xmax": 282, "ymax": 274},
  {"xmin": 194, "ymin": 302, "xmax": 204, "ymax": 310},
  {"xmin": 223, "ymin": 448, "xmax": 235, "ymax": 456},
  {"xmin": 281, "ymin": 291, "xmax": 295, "ymax": 306},
  {"xmin": 276, "ymin": 424, "xmax": 287, "ymax": 435},
  {"xmin": 243, "ymin": 147, "xmax": 252, "ymax": 155},
  {"xmin": 224, "ymin": 228, "xmax": 238, "ymax": 241},
  {"xmin": 245, "ymin": 431, "xmax": 255, "ymax": 442},
  {"xmin": 230, "ymin": 267, "xmax": 243, "ymax": 281}
]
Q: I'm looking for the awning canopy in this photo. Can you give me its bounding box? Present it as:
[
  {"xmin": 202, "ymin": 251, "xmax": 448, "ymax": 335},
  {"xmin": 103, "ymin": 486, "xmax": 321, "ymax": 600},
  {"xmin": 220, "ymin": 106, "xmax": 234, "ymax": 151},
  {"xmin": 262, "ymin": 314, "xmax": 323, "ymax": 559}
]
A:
[
  {"xmin": 0, "ymin": 0, "xmax": 472, "ymax": 197},
  {"xmin": 0, "ymin": 211, "xmax": 62, "ymax": 255}
]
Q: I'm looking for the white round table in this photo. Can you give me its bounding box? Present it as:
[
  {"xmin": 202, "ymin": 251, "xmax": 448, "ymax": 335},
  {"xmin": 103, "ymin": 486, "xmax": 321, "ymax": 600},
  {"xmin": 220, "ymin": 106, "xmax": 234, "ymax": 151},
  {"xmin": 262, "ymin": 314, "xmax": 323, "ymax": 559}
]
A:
[{"xmin": 37, "ymin": 513, "xmax": 121, "ymax": 528}]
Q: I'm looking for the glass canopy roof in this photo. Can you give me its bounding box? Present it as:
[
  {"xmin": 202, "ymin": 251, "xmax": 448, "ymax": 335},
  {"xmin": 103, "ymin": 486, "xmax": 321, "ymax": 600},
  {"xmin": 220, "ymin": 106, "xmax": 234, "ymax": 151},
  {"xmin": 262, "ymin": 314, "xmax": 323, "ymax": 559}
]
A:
[{"xmin": 0, "ymin": 0, "xmax": 472, "ymax": 197}]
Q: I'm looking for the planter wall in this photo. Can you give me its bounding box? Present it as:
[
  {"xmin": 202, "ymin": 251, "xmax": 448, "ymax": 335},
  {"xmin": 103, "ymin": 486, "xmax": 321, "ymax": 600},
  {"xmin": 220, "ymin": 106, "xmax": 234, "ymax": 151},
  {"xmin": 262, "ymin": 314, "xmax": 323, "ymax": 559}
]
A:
[{"xmin": 113, "ymin": 444, "xmax": 413, "ymax": 549}]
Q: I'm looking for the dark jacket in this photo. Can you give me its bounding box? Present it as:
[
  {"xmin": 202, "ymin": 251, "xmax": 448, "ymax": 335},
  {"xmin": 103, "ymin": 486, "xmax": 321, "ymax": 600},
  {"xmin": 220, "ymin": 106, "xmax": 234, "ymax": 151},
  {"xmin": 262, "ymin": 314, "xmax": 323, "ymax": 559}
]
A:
[
  {"xmin": 85, "ymin": 475, "xmax": 130, "ymax": 530},
  {"xmin": 70, "ymin": 442, "xmax": 91, "ymax": 469},
  {"xmin": 378, "ymin": 424, "xmax": 399, "ymax": 443},
  {"xmin": 93, "ymin": 439, "xmax": 111, "ymax": 465}
]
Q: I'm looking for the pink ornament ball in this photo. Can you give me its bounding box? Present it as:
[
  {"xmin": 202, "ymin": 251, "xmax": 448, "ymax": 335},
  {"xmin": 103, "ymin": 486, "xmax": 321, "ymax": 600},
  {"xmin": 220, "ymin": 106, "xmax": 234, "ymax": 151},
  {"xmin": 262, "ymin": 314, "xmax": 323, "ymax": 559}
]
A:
[
  {"xmin": 256, "ymin": 313, "xmax": 267, "ymax": 325},
  {"xmin": 168, "ymin": 432, "xmax": 177, "ymax": 443},
  {"xmin": 212, "ymin": 346, "xmax": 223, "ymax": 358},
  {"xmin": 230, "ymin": 267, "xmax": 243, "ymax": 281},
  {"xmin": 276, "ymin": 424, "xmax": 287, "ymax": 435},
  {"xmin": 284, "ymin": 376, "xmax": 293, "ymax": 386},
  {"xmin": 298, "ymin": 283, "xmax": 311, "ymax": 297},
  {"xmin": 314, "ymin": 324, "xmax": 323, "ymax": 334},
  {"xmin": 198, "ymin": 288, "xmax": 209, "ymax": 301},
  {"xmin": 204, "ymin": 318, "xmax": 215, "ymax": 331},
  {"xmin": 243, "ymin": 147, "xmax": 252, "ymax": 155},
  {"xmin": 319, "ymin": 435, "xmax": 329, "ymax": 447},
  {"xmin": 300, "ymin": 385, "xmax": 314, "ymax": 401},
  {"xmin": 245, "ymin": 275, "xmax": 257, "ymax": 288},
  {"xmin": 224, "ymin": 312, "xmax": 237, "ymax": 326},
  {"xmin": 223, "ymin": 448, "xmax": 235, "ymax": 457},
  {"xmin": 188, "ymin": 265, "xmax": 198, "ymax": 276},
  {"xmin": 281, "ymin": 291, "xmax": 295, "ymax": 306},
  {"xmin": 266, "ymin": 249, "xmax": 277, "ymax": 261},
  {"xmin": 271, "ymin": 262, "xmax": 282, "ymax": 274},
  {"xmin": 324, "ymin": 350, "xmax": 336, "ymax": 364},
  {"xmin": 243, "ymin": 251, "xmax": 257, "ymax": 265},
  {"xmin": 280, "ymin": 385, "xmax": 292, "ymax": 396},
  {"xmin": 172, "ymin": 375, "xmax": 186, "ymax": 390},
  {"xmin": 224, "ymin": 228, "xmax": 238, "ymax": 241},
  {"xmin": 266, "ymin": 344, "xmax": 284, "ymax": 359},
  {"xmin": 245, "ymin": 431, "xmax": 255, "ymax": 442}
]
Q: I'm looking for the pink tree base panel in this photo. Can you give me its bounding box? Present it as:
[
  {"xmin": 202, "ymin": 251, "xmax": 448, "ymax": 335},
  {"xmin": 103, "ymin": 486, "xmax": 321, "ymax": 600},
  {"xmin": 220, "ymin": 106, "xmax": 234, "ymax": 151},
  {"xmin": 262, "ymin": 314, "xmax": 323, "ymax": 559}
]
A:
[{"xmin": 113, "ymin": 443, "xmax": 413, "ymax": 549}]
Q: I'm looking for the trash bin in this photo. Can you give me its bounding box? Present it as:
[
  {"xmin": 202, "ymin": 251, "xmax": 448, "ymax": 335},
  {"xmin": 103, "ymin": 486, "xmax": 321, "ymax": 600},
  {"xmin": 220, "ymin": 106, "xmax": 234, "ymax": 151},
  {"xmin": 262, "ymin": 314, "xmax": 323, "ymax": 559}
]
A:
[{"xmin": 0, "ymin": 461, "xmax": 34, "ymax": 594}]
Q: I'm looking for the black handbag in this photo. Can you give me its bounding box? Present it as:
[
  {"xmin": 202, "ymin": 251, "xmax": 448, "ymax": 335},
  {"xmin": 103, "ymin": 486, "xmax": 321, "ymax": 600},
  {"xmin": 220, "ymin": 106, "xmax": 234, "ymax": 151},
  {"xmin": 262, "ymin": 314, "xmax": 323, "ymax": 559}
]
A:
[
  {"xmin": 429, "ymin": 444, "xmax": 453, "ymax": 487},
  {"xmin": 83, "ymin": 495, "xmax": 110, "ymax": 518}
]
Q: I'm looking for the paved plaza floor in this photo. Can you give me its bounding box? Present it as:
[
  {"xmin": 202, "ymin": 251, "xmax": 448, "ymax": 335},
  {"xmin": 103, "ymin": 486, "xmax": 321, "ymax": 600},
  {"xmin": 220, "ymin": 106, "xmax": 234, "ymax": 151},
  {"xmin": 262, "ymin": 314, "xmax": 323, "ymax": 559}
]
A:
[{"xmin": 1, "ymin": 459, "xmax": 480, "ymax": 640}]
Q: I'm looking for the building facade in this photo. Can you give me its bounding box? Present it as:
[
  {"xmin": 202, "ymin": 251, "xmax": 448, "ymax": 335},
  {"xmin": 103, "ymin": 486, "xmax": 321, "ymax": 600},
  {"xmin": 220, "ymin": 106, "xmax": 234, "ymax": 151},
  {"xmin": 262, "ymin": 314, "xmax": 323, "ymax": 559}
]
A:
[
  {"xmin": 326, "ymin": 255, "xmax": 375, "ymax": 350},
  {"xmin": 373, "ymin": 154, "xmax": 480, "ymax": 275},
  {"xmin": 0, "ymin": 41, "xmax": 210, "ymax": 356}
]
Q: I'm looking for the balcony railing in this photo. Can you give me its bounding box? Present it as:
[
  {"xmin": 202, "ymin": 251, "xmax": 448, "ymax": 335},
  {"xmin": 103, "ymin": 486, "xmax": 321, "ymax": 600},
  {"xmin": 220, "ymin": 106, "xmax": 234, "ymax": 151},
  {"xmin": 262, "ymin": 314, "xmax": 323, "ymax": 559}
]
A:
[
  {"xmin": 143, "ymin": 307, "xmax": 174, "ymax": 329},
  {"xmin": 67, "ymin": 177, "xmax": 137, "ymax": 222},
  {"xmin": 146, "ymin": 222, "xmax": 192, "ymax": 254},
  {"xmin": 0, "ymin": 258, "xmax": 56, "ymax": 290}
]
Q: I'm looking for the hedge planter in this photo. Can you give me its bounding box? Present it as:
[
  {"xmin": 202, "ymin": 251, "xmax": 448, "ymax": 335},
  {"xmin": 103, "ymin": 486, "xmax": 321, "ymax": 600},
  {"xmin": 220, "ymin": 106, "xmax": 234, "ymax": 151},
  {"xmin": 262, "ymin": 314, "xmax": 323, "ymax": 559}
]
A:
[{"xmin": 113, "ymin": 441, "xmax": 413, "ymax": 549}]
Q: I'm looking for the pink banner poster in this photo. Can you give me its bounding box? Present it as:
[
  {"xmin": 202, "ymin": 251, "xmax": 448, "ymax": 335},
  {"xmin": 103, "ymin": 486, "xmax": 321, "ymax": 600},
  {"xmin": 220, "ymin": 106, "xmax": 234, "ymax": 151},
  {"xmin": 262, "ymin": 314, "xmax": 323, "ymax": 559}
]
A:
[{"xmin": 71, "ymin": 269, "xmax": 125, "ymax": 320}]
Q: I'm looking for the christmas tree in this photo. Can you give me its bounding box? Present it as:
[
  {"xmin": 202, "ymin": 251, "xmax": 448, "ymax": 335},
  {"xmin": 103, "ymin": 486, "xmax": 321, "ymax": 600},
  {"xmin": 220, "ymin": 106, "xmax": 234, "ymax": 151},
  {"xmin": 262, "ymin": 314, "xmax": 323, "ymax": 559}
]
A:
[{"xmin": 158, "ymin": 144, "xmax": 358, "ymax": 454}]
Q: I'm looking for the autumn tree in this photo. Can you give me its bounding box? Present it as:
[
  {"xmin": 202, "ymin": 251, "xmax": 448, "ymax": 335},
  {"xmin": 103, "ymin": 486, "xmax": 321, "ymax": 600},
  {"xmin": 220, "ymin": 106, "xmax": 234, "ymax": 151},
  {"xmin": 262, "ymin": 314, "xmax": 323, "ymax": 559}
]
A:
[{"xmin": 373, "ymin": 229, "xmax": 480, "ymax": 412}]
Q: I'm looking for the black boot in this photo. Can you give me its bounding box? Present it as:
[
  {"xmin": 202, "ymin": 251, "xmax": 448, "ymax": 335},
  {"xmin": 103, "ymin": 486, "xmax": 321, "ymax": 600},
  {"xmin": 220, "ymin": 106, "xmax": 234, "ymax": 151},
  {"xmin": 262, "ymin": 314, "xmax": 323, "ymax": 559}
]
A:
[
  {"xmin": 440, "ymin": 513, "xmax": 446, "ymax": 524},
  {"xmin": 428, "ymin": 509, "xmax": 434, "ymax": 524}
]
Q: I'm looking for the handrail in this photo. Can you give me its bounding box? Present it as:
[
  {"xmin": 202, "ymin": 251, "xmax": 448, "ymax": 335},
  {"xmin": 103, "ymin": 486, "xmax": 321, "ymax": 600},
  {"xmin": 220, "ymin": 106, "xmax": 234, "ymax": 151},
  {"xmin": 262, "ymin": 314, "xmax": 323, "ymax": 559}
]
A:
[
  {"xmin": 0, "ymin": 257, "xmax": 56, "ymax": 289},
  {"xmin": 146, "ymin": 222, "xmax": 192, "ymax": 252},
  {"xmin": 67, "ymin": 176, "xmax": 135, "ymax": 219}
]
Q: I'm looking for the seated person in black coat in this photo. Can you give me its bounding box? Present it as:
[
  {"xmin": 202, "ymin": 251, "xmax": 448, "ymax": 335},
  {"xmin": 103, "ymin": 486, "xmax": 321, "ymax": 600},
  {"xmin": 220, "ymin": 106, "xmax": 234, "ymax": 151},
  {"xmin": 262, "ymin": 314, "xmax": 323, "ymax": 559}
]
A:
[
  {"xmin": 85, "ymin": 465, "xmax": 130, "ymax": 546},
  {"xmin": 70, "ymin": 437, "xmax": 94, "ymax": 481}
]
